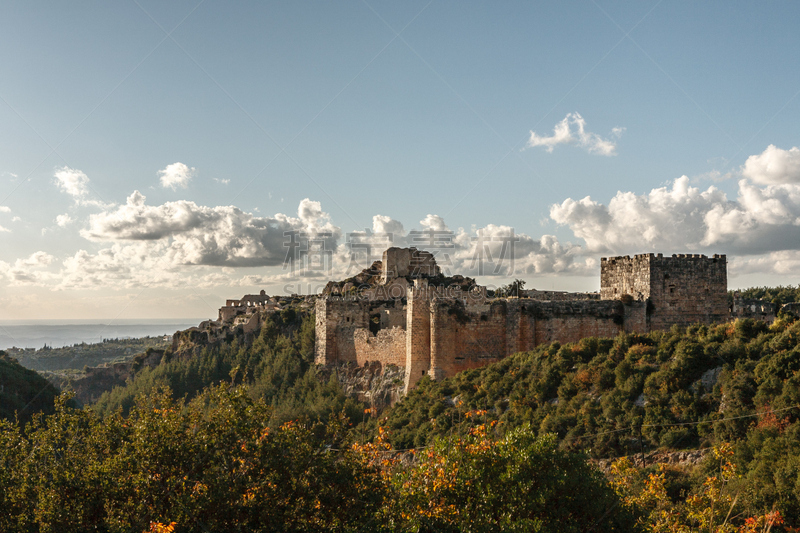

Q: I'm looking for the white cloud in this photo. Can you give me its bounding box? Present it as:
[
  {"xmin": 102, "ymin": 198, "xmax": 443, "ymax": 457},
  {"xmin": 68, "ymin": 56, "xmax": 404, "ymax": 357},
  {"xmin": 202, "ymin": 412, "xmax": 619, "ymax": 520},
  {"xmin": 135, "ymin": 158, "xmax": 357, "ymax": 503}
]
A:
[
  {"xmin": 0, "ymin": 198, "xmax": 594, "ymax": 292},
  {"xmin": 526, "ymin": 113, "xmax": 622, "ymax": 156},
  {"xmin": 0, "ymin": 226, "xmax": 9, "ymax": 233},
  {"xmin": 372, "ymin": 215, "xmax": 405, "ymax": 237},
  {"xmin": 322, "ymin": 214, "xmax": 589, "ymax": 283},
  {"xmin": 53, "ymin": 167, "xmax": 108, "ymax": 207},
  {"xmin": 54, "ymin": 167, "xmax": 90, "ymax": 198},
  {"xmin": 214, "ymin": 177, "xmax": 230, "ymax": 185},
  {"xmin": 551, "ymin": 172, "xmax": 800, "ymax": 256},
  {"xmin": 419, "ymin": 214, "xmax": 448, "ymax": 232},
  {"xmin": 158, "ymin": 162, "xmax": 195, "ymax": 190},
  {"xmin": 550, "ymin": 176, "xmax": 723, "ymax": 253},
  {"xmin": 56, "ymin": 214, "xmax": 73, "ymax": 227},
  {"xmin": 729, "ymin": 251, "xmax": 800, "ymax": 277},
  {"xmin": 81, "ymin": 194, "xmax": 340, "ymax": 267},
  {"xmin": 742, "ymin": 145, "xmax": 800, "ymax": 185},
  {"xmin": 0, "ymin": 252, "xmax": 55, "ymax": 285},
  {"xmin": 0, "ymin": 206, "xmax": 10, "ymax": 213}
]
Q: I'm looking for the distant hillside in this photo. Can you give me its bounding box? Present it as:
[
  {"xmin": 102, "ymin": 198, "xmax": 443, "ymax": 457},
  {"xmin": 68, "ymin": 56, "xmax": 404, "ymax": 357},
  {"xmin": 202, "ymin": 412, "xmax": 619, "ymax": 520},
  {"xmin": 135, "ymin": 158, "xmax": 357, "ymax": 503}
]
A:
[
  {"xmin": 0, "ymin": 351, "xmax": 60, "ymax": 424},
  {"xmin": 10, "ymin": 336, "xmax": 172, "ymax": 372},
  {"xmin": 91, "ymin": 308, "xmax": 368, "ymax": 429},
  {"xmin": 384, "ymin": 318, "xmax": 799, "ymax": 452}
]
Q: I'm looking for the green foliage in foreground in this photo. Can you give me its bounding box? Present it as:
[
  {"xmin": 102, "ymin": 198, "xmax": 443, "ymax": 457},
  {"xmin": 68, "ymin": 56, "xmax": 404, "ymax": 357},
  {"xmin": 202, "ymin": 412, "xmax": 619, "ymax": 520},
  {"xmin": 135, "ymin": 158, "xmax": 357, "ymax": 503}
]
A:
[
  {"xmin": 383, "ymin": 317, "xmax": 800, "ymax": 524},
  {"xmin": 0, "ymin": 385, "xmax": 638, "ymax": 533},
  {"xmin": 0, "ymin": 351, "xmax": 61, "ymax": 424},
  {"xmin": 93, "ymin": 311, "xmax": 364, "ymax": 428},
  {"xmin": 384, "ymin": 425, "xmax": 638, "ymax": 532}
]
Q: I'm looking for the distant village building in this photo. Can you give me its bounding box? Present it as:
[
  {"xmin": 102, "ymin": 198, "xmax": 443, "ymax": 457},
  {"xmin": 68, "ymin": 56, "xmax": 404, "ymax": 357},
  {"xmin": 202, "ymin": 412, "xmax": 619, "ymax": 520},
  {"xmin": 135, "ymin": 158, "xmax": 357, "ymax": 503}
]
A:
[{"xmin": 219, "ymin": 290, "xmax": 280, "ymax": 322}]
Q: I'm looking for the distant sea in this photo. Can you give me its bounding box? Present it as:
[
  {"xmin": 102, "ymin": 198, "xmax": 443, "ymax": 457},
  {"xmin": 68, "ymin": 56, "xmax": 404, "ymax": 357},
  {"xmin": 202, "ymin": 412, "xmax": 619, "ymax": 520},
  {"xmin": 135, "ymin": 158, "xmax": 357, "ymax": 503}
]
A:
[{"xmin": 0, "ymin": 319, "xmax": 206, "ymax": 350}]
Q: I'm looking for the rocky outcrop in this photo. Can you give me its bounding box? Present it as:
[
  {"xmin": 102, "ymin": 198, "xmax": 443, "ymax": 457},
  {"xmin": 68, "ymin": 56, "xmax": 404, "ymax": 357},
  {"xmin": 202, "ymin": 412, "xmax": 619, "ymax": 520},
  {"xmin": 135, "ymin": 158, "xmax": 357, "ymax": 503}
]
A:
[
  {"xmin": 318, "ymin": 361, "xmax": 405, "ymax": 413},
  {"xmin": 595, "ymin": 448, "xmax": 710, "ymax": 472},
  {"xmin": 70, "ymin": 348, "xmax": 165, "ymax": 405}
]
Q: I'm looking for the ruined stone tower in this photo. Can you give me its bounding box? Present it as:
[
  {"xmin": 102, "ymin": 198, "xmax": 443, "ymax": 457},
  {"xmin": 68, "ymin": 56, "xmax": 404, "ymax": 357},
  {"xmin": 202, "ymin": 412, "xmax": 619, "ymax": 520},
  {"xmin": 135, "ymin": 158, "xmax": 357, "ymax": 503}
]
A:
[
  {"xmin": 381, "ymin": 247, "xmax": 440, "ymax": 284},
  {"xmin": 600, "ymin": 253, "xmax": 728, "ymax": 331},
  {"xmin": 404, "ymin": 279, "xmax": 432, "ymax": 392}
]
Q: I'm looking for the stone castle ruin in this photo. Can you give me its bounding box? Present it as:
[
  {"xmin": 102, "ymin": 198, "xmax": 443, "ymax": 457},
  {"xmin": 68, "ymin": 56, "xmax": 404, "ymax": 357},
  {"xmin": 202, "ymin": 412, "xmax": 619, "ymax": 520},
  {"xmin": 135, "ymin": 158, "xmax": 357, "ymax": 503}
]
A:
[{"xmin": 315, "ymin": 247, "xmax": 731, "ymax": 393}]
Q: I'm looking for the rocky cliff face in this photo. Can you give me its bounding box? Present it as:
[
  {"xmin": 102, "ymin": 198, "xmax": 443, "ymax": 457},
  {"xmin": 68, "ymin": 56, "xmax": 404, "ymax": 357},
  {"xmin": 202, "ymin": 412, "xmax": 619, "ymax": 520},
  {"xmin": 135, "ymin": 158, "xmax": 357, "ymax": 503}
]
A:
[
  {"xmin": 318, "ymin": 361, "xmax": 405, "ymax": 413},
  {"xmin": 595, "ymin": 448, "xmax": 709, "ymax": 473},
  {"xmin": 69, "ymin": 348, "xmax": 166, "ymax": 405}
]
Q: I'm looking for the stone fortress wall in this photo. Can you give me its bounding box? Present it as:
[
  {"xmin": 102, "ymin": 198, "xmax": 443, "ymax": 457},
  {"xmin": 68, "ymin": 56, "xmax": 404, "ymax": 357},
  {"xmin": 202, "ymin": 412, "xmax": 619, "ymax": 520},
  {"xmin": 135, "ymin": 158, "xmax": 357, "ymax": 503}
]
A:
[
  {"xmin": 315, "ymin": 247, "xmax": 738, "ymax": 393},
  {"xmin": 402, "ymin": 286, "xmax": 630, "ymax": 391},
  {"xmin": 214, "ymin": 246, "xmax": 791, "ymax": 396},
  {"xmin": 315, "ymin": 298, "xmax": 407, "ymax": 368},
  {"xmin": 187, "ymin": 245, "xmax": 798, "ymax": 396}
]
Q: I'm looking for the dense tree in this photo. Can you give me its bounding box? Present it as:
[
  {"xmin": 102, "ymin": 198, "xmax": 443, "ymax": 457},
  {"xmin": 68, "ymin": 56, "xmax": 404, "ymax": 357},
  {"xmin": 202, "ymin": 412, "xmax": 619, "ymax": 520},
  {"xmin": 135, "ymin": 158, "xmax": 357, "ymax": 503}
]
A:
[
  {"xmin": 0, "ymin": 351, "xmax": 60, "ymax": 425},
  {"xmin": 381, "ymin": 317, "xmax": 800, "ymax": 526},
  {"xmin": 382, "ymin": 424, "xmax": 639, "ymax": 532},
  {"xmin": 0, "ymin": 386, "xmax": 386, "ymax": 532}
]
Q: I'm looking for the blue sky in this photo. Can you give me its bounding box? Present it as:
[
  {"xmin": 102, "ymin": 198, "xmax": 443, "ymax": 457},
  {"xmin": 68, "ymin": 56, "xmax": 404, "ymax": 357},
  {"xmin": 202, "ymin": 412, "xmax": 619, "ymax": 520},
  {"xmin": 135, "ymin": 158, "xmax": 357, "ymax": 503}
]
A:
[{"xmin": 1, "ymin": 1, "xmax": 799, "ymax": 320}]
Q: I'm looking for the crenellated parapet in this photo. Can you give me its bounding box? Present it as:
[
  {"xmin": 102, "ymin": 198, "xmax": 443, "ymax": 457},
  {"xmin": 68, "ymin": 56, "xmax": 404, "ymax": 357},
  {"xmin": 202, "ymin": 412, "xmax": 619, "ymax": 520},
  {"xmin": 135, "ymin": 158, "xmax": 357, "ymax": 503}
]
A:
[{"xmin": 600, "ymin": 253, "xmax": 728, "ymax": 330}]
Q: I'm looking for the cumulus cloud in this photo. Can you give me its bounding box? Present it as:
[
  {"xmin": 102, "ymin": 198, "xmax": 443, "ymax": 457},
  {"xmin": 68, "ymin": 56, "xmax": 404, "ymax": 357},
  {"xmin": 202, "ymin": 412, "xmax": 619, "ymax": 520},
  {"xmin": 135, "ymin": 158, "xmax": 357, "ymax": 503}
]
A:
[
  {"xmin": 0, "ymin": 252, "xmax": 55, "ymax": 285},
  {"xmin": 158, "ymin": 162, "xmax": 195, "ymax": 190},
  {"xmin": 372, "ymin": 215, "xmax": 405, "ymax": 237},
  {"xmin": 526, "ymin": 113, "xmax": 623, "ymax": 156},
  {"xmin": 54, "ymin": 167, "xmax": 90, "ymax": 198},
  {"xmin": 56, "ymin": 214, "xmax": 73, "ymax": 227},
  {"xmin": 419, "ymin": 214, "xmax": 448, "ymax": 232},
  {"xmin": 0, "ymin": 202, "xmax": 595, "ymax": 292},
  {"xmin": 550, "ymin": 176, "xmax": 724, "ymax": 253},
  {"xmin": 728, "ymin": 250, "xmax": 800, "ymax": 279},
  {"xmin": 81, "ymin": 194, "xmax": 340, "ymax": 267},
  {"xmin": 550, "ymin": 173, "xmax": 800, "ymax": 256},
  {"xmin": 324, "ymin": 213, "xmax": 590, "ymax": 283},
  {"xmin": 444, "ymin": 224, "xmax": 588, "ymax": 277},
  {"xmin": 53, "ymin": 167, "xmax": 109, "ymax": 207},
  {"xmin": 742, "ymin": 145, "xmax": 800, "ymax": 185}
]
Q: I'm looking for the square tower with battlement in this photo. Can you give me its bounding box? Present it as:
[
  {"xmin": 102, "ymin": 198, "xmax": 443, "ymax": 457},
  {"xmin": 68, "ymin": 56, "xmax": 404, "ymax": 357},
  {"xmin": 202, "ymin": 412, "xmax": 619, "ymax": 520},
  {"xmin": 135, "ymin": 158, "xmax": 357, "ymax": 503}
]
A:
[{"xmin": 601, "ymin": 253, "xmax": 728, "ymax": 330}]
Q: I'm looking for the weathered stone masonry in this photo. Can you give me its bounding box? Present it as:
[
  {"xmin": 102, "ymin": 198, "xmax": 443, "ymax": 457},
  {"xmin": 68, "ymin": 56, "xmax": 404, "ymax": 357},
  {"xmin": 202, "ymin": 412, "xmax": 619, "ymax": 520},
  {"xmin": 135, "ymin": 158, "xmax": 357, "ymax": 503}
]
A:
[
  {"xmin": 316, "ymin": 249, "xmax": 731, "ymax": 393},
  {"xmin": 600, "ymin": 253, "xmax": 728, "ymax": 331}
]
